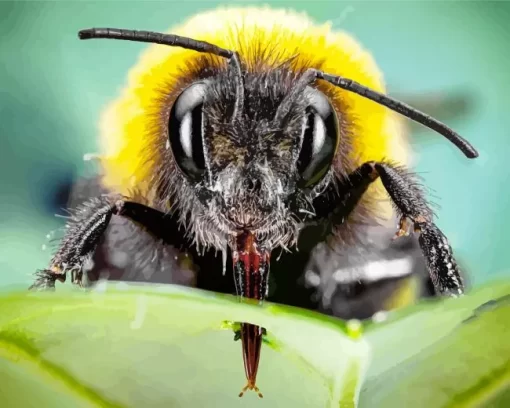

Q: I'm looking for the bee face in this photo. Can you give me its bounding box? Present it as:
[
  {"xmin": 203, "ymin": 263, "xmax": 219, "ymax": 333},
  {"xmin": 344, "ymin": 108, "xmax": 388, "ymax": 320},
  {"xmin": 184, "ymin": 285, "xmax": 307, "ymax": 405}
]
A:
[{"xmin": 168, "ymin": 66, "xmax": 339, "ymax": 251}]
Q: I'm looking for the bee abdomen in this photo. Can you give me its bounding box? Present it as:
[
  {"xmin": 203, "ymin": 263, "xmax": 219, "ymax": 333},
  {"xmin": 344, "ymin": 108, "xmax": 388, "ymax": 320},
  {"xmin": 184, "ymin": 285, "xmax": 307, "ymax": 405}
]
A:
[{"xmin": 303, "ymin": 222, "xmax": 435, "ymax": 320}]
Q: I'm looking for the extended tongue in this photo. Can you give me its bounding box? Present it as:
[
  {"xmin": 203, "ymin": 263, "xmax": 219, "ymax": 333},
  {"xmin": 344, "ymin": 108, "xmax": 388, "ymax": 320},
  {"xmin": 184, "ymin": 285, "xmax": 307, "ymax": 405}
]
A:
[{"xmin": 232, "ymin": 230, "xmax": 270, "ymax": 398}]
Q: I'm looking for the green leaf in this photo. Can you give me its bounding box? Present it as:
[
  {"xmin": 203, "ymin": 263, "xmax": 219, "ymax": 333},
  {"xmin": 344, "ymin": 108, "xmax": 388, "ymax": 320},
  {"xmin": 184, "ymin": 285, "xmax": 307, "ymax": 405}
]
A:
[
  {"xmin": 0, "ymin": 280, "xmax": 509, "ymax": 407},
  {"xmin": 361, "ymin": 282, "xmax": 510, "ymax": 407},
  {"xmin": 0, "ymin": 283, "xmax": 369, "ymax": 407}
]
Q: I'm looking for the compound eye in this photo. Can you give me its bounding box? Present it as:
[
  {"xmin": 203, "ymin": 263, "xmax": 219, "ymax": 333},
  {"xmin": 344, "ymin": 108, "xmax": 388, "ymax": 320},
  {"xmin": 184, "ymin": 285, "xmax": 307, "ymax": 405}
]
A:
[
  {"xmin": 168, "ymin": 82, "xmax": 208, "ymax": 181},
  {"xmin": 296, "ymin": 88, "xmax": 339, "ymax": 188}
]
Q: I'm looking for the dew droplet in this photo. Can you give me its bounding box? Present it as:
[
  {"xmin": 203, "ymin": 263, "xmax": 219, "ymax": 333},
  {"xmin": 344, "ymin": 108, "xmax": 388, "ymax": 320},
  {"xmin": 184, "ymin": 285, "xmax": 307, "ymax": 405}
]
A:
[
  {"xmin": 346, "ymin": 319, "xmax": 362, "ymax": 339},
  {"xmin": 372, "ymin": 310, "xmax": 388, "ymax": 323}
]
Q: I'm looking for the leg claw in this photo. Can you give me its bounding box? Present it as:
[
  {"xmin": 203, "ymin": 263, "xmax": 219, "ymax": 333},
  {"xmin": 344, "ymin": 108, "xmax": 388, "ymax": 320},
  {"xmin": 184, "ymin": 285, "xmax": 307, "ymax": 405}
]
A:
[
  {"xmin": 393, "ymin": 215, "xmax": 429, "ymax": 240},
  {"xmin": 392, "ymin": 217, "xmax": 412, "ymax": 240}
]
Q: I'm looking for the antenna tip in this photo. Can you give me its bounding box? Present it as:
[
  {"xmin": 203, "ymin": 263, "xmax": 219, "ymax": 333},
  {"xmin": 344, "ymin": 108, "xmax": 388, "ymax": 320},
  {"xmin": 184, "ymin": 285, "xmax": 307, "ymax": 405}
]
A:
[
  {"xmin": 78, "ymin": 29, "xmax": 93, "ymax": 40},
  {"xmin": 465, "ymin": 148, "xmax": 479, "ymax": 159}
]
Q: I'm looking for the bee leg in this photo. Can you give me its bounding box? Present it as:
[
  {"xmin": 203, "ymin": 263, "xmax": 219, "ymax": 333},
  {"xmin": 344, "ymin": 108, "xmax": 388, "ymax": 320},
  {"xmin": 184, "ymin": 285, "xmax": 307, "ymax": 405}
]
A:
[
  {"xmin": 29, "ymin": 197, "xmax": 174, "ymax": 291},
  {"xmin": 366, "ymin": 162, "xmax": 464, "ymax": 296},
  {"xmin": 31, "ymin": 269, "xmax": 66, "ymax": 291}
]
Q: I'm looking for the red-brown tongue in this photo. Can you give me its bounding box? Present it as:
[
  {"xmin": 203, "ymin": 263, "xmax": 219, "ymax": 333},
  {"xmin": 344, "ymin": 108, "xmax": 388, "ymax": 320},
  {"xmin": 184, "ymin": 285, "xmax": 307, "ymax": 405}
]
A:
[
  {"xmin": 238, "ymin": 323, "xmax": 264, "ymax": 398},
  {"xmin": 233, "ymin": 231, "xmax": 270, "ymax": 398}
]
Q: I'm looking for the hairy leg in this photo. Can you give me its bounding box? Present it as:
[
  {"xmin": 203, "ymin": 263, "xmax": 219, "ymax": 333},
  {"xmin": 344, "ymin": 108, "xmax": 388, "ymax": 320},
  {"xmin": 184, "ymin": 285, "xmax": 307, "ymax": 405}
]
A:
[
  {"xmin": 329, "ymin": 161, "xmax": 464, "ymax": 296},
  {"xmin": 30, "ymin": 197, "xmax": 188, "ymax": 290}
]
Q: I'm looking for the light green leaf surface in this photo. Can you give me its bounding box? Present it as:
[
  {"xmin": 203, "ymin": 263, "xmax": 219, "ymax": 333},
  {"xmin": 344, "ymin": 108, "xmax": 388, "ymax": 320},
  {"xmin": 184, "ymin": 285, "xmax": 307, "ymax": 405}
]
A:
[
  {"xmin": 0, "ymin": 283, "xmax": 369, "ymax": 408},
  {"xmin": 0, "ymin": 281, "xmax": 508, "ymax": 407},
  {"xmin": 361, "ymin": 283, "xmax": 510, "ymax": 407}
]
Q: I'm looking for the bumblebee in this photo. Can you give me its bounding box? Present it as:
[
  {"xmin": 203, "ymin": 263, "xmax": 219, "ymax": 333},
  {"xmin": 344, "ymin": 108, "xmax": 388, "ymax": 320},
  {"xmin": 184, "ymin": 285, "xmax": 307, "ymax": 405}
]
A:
[{"xmin": 31, "ymin": 7, "xmax": 478, "ymax": 395}]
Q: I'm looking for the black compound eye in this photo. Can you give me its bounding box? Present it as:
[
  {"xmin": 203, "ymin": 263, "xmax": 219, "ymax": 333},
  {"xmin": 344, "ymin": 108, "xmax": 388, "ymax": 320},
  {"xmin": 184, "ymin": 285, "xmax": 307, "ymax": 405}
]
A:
[
  {"xmin": 296, "ymin": 88, "xmax": 339, "ymax": 188},
  {"xmin": 168, "ymin": 82, "xmax": 208, "ymax": 181}
]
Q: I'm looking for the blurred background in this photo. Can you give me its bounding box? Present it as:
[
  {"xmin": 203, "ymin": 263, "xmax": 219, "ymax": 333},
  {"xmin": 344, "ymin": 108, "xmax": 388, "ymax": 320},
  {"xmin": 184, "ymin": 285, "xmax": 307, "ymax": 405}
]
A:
[{"xmin": 1, "ymin": 1, "xmax": 509, "ymax": 290}]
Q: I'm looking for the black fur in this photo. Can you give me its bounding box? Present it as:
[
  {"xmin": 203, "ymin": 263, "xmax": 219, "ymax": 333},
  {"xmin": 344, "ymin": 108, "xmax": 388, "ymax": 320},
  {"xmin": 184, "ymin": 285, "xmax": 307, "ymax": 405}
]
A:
[
  {"xmin": 417, "ymin": 222, "xmax": 464, "ymax": 296},
  {"xmin": 374, "ymin": 163, "xmax": 435, "ymax": 221},
  {"xmin": 372, "ymin": 162, "xmax": 464, "ymax": 295}
]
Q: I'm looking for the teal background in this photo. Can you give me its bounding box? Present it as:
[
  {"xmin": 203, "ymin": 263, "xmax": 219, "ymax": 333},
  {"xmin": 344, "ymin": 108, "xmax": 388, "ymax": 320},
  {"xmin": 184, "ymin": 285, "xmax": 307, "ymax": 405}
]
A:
[{"xmin": 1, "ymin": 1, "xmax": 509, "ymax": 288}]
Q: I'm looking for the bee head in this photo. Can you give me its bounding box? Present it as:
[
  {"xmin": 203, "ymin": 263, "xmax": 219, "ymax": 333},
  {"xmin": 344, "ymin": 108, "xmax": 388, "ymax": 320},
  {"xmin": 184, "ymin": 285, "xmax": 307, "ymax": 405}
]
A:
[
  {"xmin": 78, "ymin": 27, "xmax": 478, "ymax": 254},
  {"xmin": 168, "ymin": 66, "xmax": 339, "ymax": 251}
]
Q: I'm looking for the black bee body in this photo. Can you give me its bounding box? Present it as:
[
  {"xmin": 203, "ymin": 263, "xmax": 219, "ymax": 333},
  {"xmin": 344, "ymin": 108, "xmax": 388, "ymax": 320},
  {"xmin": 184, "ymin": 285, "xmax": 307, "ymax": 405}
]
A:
[
  {"xmin": 32, "ymin": 22, "xmax": 477, "ymax": 321},
  {"xmin": 64, "ymin": 174, "xmax": 434, "ymax": 321}
]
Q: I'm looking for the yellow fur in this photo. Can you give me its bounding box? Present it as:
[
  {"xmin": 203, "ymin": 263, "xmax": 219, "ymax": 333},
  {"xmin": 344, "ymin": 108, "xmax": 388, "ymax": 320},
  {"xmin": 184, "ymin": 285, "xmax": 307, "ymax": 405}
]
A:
[
  {"xmin": 98, "ymin": 6, "xmax": 409, "ymax": 221},
  {"xmin": 384, "ymin": 276, "xmax": 420, "ymax": 310}
]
